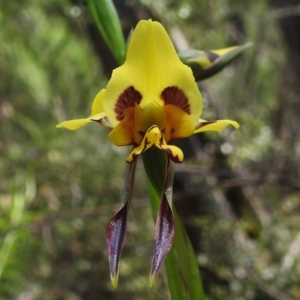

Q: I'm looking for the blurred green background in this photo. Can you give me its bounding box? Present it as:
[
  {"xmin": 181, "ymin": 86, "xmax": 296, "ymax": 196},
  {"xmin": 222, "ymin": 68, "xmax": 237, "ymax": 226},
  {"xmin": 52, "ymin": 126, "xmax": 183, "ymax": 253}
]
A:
[{"xmin": 1, "ymin": 0, "xmax": 300, "ymax": 299}]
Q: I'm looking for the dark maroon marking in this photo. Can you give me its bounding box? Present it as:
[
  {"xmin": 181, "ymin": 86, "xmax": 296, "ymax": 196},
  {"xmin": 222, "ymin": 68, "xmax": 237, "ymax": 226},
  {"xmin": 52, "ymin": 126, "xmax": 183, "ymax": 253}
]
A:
[
  {"xmin": 158, "ymin": 135, "xmax": 181, "ymax": 163},
  {"xmin": 114, "ymin": 86, "xmax": 142, "ymax": 121},
  {"xmin": 106, "ymin": 201, "xmax": 128, "ymax": 283},
  {"xmin": 161, "ymin": 86, "xmax": 190, "ymax": 114},
  {"xmin": 131, "ymin": 136, "xmax": 151, "ymax": 161}
]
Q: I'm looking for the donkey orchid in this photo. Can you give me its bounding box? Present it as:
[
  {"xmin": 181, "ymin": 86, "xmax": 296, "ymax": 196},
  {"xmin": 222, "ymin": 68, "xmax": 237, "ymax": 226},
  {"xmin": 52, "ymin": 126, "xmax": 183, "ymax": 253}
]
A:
[{"xmin": 57, "ymin": 20, "xmax": 239, "ymax": 288}]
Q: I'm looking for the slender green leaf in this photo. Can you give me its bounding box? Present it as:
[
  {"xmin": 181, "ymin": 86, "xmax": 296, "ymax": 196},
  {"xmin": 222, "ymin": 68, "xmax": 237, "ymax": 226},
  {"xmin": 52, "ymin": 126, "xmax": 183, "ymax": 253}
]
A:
[
  {"xmin": 173, "ymin": 210, "xmax": 205, "ymax": 299},
  {"xmin": 87, "ymin": 0, "xmax": 126, "ymax": 64}
]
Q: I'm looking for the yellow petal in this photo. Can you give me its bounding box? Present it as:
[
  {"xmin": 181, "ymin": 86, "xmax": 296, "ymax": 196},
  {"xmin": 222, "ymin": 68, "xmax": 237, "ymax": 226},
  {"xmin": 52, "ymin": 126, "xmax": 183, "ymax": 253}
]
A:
[
  {"xmin": 56, "ymin": 119, "xmax": 93, "ymax": 130},
  {"xmin": 194, "ymin": 119, "xmax": 239, "ymax": 133},
  {"xmin": 109, "ymin": 107, "xmax": 142, "ymax": 146},
  {"xmin": 163, "ymin": 105, "xmax": 195, "ymax": 142},
  {"xmin": 91, "ymin": 89, "xmax": 105, "ymax": 115},
  {"xmin": 56, "ymin": 89, "xmax": 106, "ymax": 130},
  {"xmin": 157, "ymin": 143, "xmax": 184, "ymax": 163},
  {"xmin": 103, "ymin": 20, "xmax": 202, "ymax": 127},
  {"xmin": 154, "ymin": 132, "xmax": 184, "ymax": 162}
]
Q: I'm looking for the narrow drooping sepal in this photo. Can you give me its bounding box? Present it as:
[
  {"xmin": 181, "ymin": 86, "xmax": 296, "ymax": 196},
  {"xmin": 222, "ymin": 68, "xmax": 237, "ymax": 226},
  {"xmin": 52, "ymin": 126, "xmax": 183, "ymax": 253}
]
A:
[
  {"xmin": 105, "ymin": 162, "xmax": 136, "ymax": 289},
  {"xmin": 106, "ymin": 202, "xmax": 129, "ymax": 289},
  {"xmin": 149, "ymin": 193, "xmax": 175, "ymax": 288}
]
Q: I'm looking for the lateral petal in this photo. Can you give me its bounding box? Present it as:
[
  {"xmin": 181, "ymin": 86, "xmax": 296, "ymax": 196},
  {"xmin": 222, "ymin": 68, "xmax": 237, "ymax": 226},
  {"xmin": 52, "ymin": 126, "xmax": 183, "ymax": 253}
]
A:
[
  {"xmin": 56, "ymin": 89, "xmax": 106, "ymax": 130},
  {"xmin": 108, "ymin": 107, "xmax": 142, "ymax": 146},
  {"xmin": 56, "ymin": 118, "xmax": 95, "ymax": 130},
  {"xmin": 163, "ymin": 104, "xmax": 195, "ymax": 142},
  {"xmin": 194, "ymin": 119, "xmax": 239, "ymax": 133}
]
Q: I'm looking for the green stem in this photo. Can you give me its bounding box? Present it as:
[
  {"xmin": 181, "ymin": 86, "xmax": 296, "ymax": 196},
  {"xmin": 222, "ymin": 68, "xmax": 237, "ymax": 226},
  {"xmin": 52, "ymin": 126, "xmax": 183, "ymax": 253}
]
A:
[{"xmin": 165, "ymin": 248, "xmax": 186, "ymax": 300}]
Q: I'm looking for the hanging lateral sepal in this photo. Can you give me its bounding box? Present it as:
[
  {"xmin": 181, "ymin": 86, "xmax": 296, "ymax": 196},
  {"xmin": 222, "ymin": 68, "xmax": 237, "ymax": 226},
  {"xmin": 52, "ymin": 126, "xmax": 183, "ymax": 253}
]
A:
[
  {"xmin": 149, "ymin": 159, "xmax": 175, "ymax": 288},
  {"xmin": 105, "ymin": 162, "xmax": 136, "ymax": 289}
]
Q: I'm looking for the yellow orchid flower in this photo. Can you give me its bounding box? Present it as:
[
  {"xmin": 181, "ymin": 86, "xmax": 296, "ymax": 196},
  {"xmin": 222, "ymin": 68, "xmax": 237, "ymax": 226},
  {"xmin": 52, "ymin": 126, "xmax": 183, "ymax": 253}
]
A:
[
  {"xmin": 57, "ymin": 20, "xmax": 239, "ymax": 288},
  {"xmin": 57, "ymin": 20, "xmax": 238, "ymax": 163}
]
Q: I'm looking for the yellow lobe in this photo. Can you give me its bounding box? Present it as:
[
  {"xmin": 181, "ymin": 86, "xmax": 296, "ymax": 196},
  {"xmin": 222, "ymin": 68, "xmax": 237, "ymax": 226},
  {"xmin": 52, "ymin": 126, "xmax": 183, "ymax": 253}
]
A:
[
  {"xmin": 154, "ymin": 132, "xmax": 184, "ymax": 163},
  {"xmin": 163, "ymin": 105, "xmax": 195, "ymax": 142},
  {"xmin": 103, "ymin": 20, "xmax": 202, "ymax": 126},
  {"xmin": 108, "ymin": 107, "xmax": 143, "ymax": 146},
  {"xmin": 56, "ymin": 89, "xmax": 106, "ymax": 130},
  {"xmin": 158, "ymin": 143, "xmax": 184, "ymax": 163}
]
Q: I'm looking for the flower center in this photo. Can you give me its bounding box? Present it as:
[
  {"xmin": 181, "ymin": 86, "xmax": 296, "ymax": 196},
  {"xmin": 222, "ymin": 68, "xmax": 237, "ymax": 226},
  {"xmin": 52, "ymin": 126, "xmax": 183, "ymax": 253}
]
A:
[
  {"xmin": 135, "ymin": 102, "xmax": 166, "ymax": 132},
  {"xmin": 113, "ymin": 85, "xmax": 192, "ymax": 141}
]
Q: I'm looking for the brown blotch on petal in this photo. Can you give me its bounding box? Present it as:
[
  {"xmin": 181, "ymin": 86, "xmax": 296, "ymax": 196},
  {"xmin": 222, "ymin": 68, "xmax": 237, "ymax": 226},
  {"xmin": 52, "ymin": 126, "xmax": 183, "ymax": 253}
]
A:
[
  {"xmin": 114, "ymin": 86, "xmax": 142, "ymax": 121},
  {"xmin": 161, "ymin": 86, "xmax": 190, "ymax": 115}
]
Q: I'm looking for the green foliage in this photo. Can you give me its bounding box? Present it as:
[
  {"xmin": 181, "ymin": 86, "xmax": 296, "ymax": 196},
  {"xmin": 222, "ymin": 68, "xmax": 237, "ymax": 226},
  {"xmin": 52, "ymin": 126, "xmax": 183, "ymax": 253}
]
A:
[
  {"xmin": 1, "ymin": 0, "xmax": 300, "ymax": 300},
  {"xmin": 87, "ymin": 0, "xmax": 126, "ymax": 64}
]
